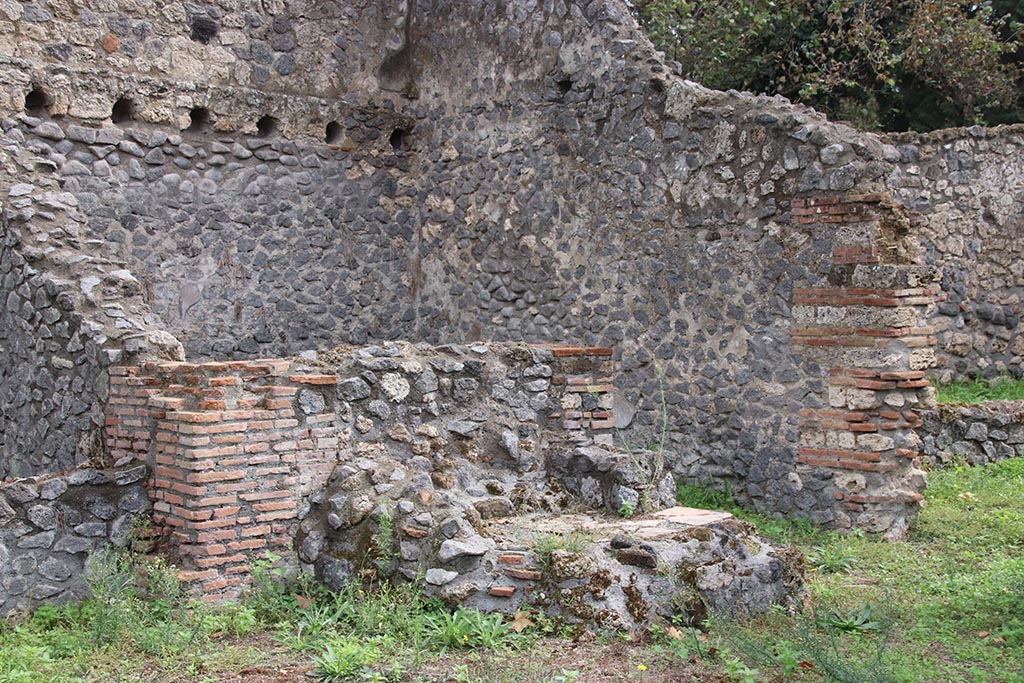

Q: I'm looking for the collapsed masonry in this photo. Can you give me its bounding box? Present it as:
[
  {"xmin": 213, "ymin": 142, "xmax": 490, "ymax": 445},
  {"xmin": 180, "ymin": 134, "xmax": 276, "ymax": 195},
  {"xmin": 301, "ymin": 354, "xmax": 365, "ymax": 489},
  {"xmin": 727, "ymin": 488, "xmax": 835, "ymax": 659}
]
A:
[
  {"xmin": 3, "ymin": 342, "xmax": 802, "ymax": 622},
  {"xmin": 1, "ymin": 0, "xmax": 1022, "ymax": 617}
]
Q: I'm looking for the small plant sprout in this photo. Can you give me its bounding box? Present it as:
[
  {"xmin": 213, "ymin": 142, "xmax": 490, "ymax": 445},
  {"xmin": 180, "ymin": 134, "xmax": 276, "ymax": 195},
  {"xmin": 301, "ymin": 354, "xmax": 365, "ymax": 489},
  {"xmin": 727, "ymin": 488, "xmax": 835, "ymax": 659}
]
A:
[
  {"xmin": 722, "ymin": 654, "xmax": 760, "ymax": 683},
  {"xmin": 808, "ymin": 543, "xmax": 858, "ymax": 574}
]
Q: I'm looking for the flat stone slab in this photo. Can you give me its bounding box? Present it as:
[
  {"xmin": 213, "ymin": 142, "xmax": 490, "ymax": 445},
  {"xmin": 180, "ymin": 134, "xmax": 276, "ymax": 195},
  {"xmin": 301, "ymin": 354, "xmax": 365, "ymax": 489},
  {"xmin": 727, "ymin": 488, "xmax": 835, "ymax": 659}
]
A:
[
  {"xmin": 489, "ymin": 506, "xmax": 734, "ymax": 541},
  {"xmin": 483, "ymin": 506, "xmax": 736, "ymax": 548},
  {"xmin": 449, "ymin": 506, "xmax": 802, "ymax": 629}
]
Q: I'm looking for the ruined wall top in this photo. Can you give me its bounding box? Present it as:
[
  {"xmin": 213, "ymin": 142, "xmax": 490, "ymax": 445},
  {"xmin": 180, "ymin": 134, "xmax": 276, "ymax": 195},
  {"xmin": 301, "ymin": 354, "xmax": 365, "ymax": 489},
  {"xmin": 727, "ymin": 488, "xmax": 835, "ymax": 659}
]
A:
[
  {"xmin": 0, "ymin": 0, "xmax": 891, "ymax": 170},
  {"xmin": 1, "ymin": 0, "xmax": 410, "ymax": 137}
]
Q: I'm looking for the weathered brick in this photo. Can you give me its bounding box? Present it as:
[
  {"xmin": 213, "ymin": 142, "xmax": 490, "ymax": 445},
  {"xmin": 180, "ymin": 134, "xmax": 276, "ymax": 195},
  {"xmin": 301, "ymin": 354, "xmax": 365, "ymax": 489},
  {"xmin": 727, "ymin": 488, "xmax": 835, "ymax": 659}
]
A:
[
  {"xmin": 255, "ymin": 510, "xmax": 298, "ymax": 522},
  {"xmin": 253, "ymin": 500, "xmax": 296, "ymax": 513},
  {"xmin": 239, "ymin": 490, "xmax": 291, "ymax": 502},
  {"xmin": 497, "ymin": 553, "xmax": 526, "ymax": 565},
  {"xmin": 289, "ymin": 374, "xmax": 337, "ymax": 385},
  {"xmin": 192, "ymin": 518, "xmax": 240, "ymax": 530},
  {"xmin": 504, "ymin": 568, "xmax": 543, "ymax": 581},
  {"xmin": 187, "ymin": 469, "xmax": 246, "ymax": 484},
  {"xmin": 178, "ymin": 569, "xmax": 219, "ymax": 582},
  {"xmin": 264, "ymin": 398, "xmax": 292, "ymax": 410},
  {"xmin": 227, "ymin": 538, "xmax": 267, "ymax": 551}
]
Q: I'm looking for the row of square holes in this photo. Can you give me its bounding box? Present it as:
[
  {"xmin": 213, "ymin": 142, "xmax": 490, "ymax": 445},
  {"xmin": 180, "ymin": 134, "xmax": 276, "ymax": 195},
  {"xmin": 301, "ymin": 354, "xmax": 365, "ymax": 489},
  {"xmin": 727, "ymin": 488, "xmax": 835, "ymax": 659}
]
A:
[{"xmin": 23, "ymin": 87, "xmax": 408, "ymax": 150}]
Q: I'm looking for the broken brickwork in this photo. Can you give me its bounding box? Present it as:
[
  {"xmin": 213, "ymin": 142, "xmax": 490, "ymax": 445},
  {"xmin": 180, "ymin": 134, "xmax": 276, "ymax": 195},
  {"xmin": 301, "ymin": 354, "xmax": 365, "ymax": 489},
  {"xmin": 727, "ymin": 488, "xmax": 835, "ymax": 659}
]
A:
[
  {"xmin": 790, "ymin": 194, "xmax": 935, "ymax": 533},
  {"xmin": 103, "ymin": 344, "xmax": 615, "ymax": 598}
]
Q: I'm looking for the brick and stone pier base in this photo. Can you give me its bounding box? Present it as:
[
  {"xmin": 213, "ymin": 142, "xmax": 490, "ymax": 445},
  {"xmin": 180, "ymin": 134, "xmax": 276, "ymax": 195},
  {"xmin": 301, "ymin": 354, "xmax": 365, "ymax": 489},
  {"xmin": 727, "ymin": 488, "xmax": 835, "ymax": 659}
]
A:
[{"xmin": 792, "ymin": 193, "xmax": 937, "ymax": 535}]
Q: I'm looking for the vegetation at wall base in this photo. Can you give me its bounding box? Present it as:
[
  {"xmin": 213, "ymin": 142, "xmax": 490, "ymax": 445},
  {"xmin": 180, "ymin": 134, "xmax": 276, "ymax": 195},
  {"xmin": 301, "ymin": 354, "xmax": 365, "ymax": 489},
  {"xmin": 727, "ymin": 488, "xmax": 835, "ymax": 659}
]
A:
[
  {"xmin": 2, "ymin": 458, "xmax": 1022, "ymax": 682},
  {"xmin": 934, "ymin": 375, "xmax": 1024, "ymax": 404}
]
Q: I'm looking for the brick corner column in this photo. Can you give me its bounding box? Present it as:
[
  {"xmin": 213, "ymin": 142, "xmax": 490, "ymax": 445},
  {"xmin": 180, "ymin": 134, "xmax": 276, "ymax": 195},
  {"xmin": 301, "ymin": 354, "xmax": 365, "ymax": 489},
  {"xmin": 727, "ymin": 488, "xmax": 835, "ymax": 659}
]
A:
[
  {"xmin": 109, "ymin": 358, "xmax": 344, "ymax": 599},
  {"xmin": 792, "ymin": 193, "xmax": 938, "ymax": 535}
]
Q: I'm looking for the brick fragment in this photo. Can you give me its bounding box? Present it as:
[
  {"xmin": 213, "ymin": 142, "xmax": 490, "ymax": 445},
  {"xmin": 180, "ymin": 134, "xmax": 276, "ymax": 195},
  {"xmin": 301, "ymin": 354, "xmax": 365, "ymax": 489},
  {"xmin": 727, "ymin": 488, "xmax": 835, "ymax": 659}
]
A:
[
  {"xmin": 288, "ymin": 375, "xmax": 337, "ymax": 385},
  {"xmin": 504, "ymin": 568, "xmax": 543, "ymax": 581},
  {"xmin": 402, "ymin": 526, "xmax": 429, "ymax": 538}
]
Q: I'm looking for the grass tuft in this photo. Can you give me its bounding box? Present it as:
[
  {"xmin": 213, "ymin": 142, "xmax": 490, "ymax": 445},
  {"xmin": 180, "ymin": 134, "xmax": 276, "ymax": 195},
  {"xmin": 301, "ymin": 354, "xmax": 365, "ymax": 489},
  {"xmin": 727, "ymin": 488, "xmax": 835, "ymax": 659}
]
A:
[{"xmin": 935, "ymin": 375, "xmax": 1024, "ymax": 404}]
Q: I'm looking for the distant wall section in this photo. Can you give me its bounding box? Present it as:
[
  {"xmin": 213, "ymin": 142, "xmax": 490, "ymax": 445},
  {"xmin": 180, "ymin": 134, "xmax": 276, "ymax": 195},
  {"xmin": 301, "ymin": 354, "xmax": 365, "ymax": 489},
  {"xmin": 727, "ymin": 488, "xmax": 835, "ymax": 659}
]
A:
[
  {"xmin": 0, "ymin": 0, "xmax": 948, "ymax": 534},
  {"xmin": 920, "ymin": 401, "xmax": 1024, "ymax": 467},
  {"xmin": 887, "ymin": 125, "xmax": 1024, "ymax": 381}
]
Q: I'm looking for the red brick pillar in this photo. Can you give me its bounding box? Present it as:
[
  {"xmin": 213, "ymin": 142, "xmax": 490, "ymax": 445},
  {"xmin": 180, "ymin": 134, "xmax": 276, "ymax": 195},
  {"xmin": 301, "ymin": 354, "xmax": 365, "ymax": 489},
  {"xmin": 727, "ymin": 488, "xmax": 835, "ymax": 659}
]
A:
[{"xmin": 106, "ymin": 359, "xmax": 341, "ymax": 599}]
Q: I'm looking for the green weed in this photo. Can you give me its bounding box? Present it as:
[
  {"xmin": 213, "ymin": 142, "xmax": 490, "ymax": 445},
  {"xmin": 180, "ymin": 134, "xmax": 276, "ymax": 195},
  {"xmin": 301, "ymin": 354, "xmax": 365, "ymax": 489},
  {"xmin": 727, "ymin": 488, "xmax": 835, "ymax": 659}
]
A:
[
  {"xmin": 245, "ymin": 551, "xmax": 329, "ymax": 624},
  {"xmin": 370, "ymin": 503, "xmax": 396, "ymax": 575},
  {"xmin": 676, "ymin": 481, "xmax": 739, "ymax": 511},
  {"xmin": 531, "ymin": 532, "xmax": 591, "ymax": 571},
  {"xmin": 935, "ymin": 375, "xmax": 1024, "ymax": 404},
  {"xmin": 722, "ymin": 653, "xmax": 760, "ymax": 683},
  {"xmin": 815, "ymin": 603, "xmax": 887, "ymax": 634},
  {"xmin": 423, "ymin": 608, "xmax": 516, "ymax": 651},
  {"xmin": 807, "ymin": 543, "xmax": 858, "ymax": 574},
  {"xmin": 310, "ymin": 636, "xmax": 379, "ymax": 682}
]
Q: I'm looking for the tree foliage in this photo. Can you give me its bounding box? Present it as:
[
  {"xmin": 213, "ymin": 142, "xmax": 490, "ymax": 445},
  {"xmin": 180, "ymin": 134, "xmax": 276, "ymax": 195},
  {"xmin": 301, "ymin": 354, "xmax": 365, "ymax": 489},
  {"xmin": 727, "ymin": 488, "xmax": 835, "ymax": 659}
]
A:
[{"xmin": 631, "ymin": 0, "xmax": 1023, "ymax": 131}]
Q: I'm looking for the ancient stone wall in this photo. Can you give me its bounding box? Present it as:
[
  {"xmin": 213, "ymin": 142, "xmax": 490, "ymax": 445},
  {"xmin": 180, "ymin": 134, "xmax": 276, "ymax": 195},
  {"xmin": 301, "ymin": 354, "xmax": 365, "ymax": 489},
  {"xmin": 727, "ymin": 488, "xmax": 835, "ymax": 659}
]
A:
[
  {"xmin": 0, "ymin": 216, "xmax": 108, "ymax": 478},
  {"xmin": 886, "ymin": 125, "xmax": 1024, "ymax": 382},
  {"xmin": 787, "ymin": 194, "xmax": 933, "ymax": 534},
  {"xmin": 101, "ymin": 341, "xmax": 799, "ymax": 621},
  {"xmin": 0, "ymin": 0, "xmax": 949, "ymax": 536},
  {"xmin": 0, "ymin": 462, "xmax": 151, "ymax": 616},
  {"xmin": 920, "ymin": 401, "xmax": 1024, "ymax": 467},
  {"xmin": 0, "ymin": 119, "xmax": 181, "ymax": 479},
  {"xmin": 0, "ymin": 0, "xmax": 406, "ymax": 134}
]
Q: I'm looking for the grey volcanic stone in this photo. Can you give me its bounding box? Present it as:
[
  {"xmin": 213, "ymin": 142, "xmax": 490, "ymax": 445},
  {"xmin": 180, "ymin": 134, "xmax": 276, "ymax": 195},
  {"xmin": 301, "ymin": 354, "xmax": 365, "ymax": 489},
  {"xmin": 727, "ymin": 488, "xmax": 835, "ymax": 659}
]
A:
[
  {"xmin": 18, "ymin": 531, "xmax": 55, "ymax": 549},
  {"xmin": 299, "ymin": 389, "xmax": 326, "ymax": 414},
  {"xmin": 338, "ymin": 377, "xmax": 371, "ymax": 401},
  {"xmin": 425, "ymin": 568, "xmax": 459, "ymax": 585},
  {"xmin": 26, "ymin": 505, "xmax": 57, "ymax": 530},
  {"xmin": 113, "ymin": 466, "xmax": 147, "ymax": 486},
  {"xmin": 439, "ymin": 536, "xmax": 493, "ymax": 562}
]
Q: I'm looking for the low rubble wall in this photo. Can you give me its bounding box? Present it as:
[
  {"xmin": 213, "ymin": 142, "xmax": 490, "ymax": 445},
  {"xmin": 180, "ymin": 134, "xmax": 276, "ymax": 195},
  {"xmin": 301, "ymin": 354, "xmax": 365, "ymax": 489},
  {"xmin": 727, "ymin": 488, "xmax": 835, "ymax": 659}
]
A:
[
  {"xmin": 920, "ymin": 401, "xmax": 1024, "ymax": 467},
  {"xmin": 104, "ymin": 342, "xmax": 615, "ymax": 598},
  {"xmin": 0, "ymin": 461, "xmax": 151, "ymax": 616}
]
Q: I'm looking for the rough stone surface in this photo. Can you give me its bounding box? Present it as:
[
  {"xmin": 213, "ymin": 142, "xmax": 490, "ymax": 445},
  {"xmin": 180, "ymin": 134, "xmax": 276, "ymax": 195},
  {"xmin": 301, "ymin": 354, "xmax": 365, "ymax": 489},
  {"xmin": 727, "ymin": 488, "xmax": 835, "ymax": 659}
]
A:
[
  {"xmin": 920, "ymin": 401, "xmax": 1024, "ymax": 467},
  {"xmin": 885, "ymin": 128, "xmax": 1024, "ymax": 382},
  {"xmin": 1, "ymin": 0, "xmax": 1019, "ymax": 619},
  {"xmin": 460, "ymin": 508, "xmax": 801, "ymax": 628},
  {"xmin": 288, "ymin": 346, "xmax": 802, "ymax": 625},
  {"xmin": 0, "ymin": 0, "xmax": 971, "ymax": 530},
  {"xmin": 0, "ymin": 462, "xmax": 151, "ymax": 616}
]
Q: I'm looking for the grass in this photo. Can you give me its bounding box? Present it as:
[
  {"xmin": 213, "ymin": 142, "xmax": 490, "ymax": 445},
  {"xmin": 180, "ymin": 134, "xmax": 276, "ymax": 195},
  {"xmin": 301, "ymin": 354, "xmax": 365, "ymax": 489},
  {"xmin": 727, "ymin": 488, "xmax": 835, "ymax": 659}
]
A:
[
  {"xmin": 935, "ymin": 376, "xmax": 1024, "ymax": 404},
  {"xmin": 708, "ymin": 457, "xmax": 1024, "ymax": 683},
  {"xmin": 2, "ymin": 460, "xmax": 1023, "ymax": 682}
]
